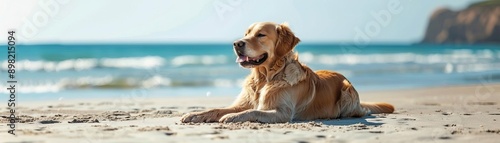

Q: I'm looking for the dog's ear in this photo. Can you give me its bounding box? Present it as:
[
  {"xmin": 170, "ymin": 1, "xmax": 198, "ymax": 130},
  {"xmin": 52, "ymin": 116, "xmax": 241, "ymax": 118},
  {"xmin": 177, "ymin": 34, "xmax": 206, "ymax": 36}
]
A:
[{"xmin": 275, "ymin": 22, "xmax": 300, "ymax": 58}]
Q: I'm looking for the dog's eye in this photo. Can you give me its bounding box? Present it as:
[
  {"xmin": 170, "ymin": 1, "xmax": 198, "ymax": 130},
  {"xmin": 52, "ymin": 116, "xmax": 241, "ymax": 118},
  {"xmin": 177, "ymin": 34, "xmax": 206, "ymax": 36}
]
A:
[{"xmin": 257, "ymin": 33, "xmax": 266, "ymax": 37}]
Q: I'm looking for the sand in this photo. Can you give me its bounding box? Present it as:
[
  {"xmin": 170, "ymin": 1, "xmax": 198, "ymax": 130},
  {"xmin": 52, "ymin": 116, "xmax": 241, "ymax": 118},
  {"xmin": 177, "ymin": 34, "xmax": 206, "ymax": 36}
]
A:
[{"xmin": 1, "ymin": 84, "xmax": 499, "ymax": 143}]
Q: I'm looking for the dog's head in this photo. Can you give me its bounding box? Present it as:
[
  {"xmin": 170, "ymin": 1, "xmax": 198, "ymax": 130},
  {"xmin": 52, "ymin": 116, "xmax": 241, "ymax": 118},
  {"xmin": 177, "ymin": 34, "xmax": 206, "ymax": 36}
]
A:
[{"xmin": 233, "ymin": 22, "xmax": 300, "ymax": 68}]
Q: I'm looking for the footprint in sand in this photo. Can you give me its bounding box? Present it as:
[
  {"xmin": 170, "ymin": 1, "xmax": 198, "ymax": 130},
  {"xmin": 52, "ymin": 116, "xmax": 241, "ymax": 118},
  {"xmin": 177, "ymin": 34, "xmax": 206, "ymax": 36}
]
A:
[
  {"xmin": 103, "ymin": 127, "xmax": 119, "ymax": 131},
  {"xmin": 156, "ymin": 110, "xmax": 174, "ymax": 114},
  {"xmin": 160, "ymin": 106, "xmax": 178, "ymax": 109},
  {"xmin": 39, "ymin": 120, "xmax": 61, "ymax": 124},
  {"xmin": 421, "ymin": 102, "xmax": 441, "ymax": 106},
  {"xmin": 438, "ymin": 136, "xmax": 452, "ymax": 140},
  {"xmin": 467, "ymin": 102, "xmax": 496, "ymax": 105},
  {"xmin": 441, "ymin": 112, "xmax": 452, "ymax": 115},
  {"xmin": 369, "ymin": 130, "xmax": 384, "ymax": 133},
  {"xmin": 137, "ymin": 126, "xmax": 171, "ymax": 132},
  {"xmin": 315, "ymin": 135, "xmax": 326, "ymax": 138},
  {"xmin": 140, "ymin": 109, "xmax": 154, "ymax": 112},
  {"xmin": 398, "ymin": 118, "xmax": 416, "ymax": 121},
  {"xmin": 164, "ymin": 132, "xmax": 177, "ymax": 136},
  {"xmin": 187, "ymin": 106, "xmax": 205, "ymax": 109},
  {"xmin": 68, "ymin": 119, "xmax": 99, "ymax": 123}
]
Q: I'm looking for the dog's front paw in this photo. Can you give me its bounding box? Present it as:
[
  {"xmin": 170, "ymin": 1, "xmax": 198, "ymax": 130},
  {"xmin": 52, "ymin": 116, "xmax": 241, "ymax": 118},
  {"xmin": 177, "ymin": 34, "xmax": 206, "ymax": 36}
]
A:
[
  {"xmin": 180, "ymin": 111, "xmax": 220, "ymax": 123},
  {"xmin": 180, "ymin": 113, "xmax": 197, "ymax": 123},
  {"xmin": 219, "ymin": 112, "xmax": 253, "ymax": 123}
]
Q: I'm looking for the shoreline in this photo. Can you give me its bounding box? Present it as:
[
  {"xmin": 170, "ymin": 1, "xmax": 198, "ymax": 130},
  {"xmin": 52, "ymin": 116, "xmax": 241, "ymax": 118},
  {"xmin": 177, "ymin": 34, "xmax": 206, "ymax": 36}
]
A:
[
  {"xmin": 2, "ymin": 83, "xmax": 500, "ymax": 142},
  {"xmin": 13, "ymin": 81, "xmax": 499, "ymax": 102}
]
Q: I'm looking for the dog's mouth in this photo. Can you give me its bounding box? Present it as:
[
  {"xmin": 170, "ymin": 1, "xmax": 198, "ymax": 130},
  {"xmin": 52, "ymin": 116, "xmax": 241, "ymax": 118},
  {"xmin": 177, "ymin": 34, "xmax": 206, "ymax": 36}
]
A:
[{"xmin": 236, "ymin": 53, "xmax": 268, "ymax": 66}]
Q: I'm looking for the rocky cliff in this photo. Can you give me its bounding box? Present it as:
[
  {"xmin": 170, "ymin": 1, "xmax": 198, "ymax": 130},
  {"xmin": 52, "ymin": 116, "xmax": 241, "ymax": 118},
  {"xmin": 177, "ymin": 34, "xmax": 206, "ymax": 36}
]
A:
[{"xmin": 422, "ymin": 1, "xmax": 500, "ymax": 44}]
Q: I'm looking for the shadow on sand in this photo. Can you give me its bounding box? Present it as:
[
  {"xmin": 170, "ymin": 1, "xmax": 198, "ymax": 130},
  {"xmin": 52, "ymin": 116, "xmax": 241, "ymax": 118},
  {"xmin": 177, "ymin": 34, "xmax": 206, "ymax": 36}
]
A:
[{"xmin": 294, "ymin": 115, "xmax": 384, "ymax": 126}]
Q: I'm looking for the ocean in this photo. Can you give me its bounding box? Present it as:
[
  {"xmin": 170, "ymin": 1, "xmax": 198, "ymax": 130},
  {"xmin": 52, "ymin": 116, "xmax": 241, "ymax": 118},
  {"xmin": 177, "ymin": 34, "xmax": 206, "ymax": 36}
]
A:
[{"xmin": 2, "ymin": 44, "xmax": 500, "ymax": 101}]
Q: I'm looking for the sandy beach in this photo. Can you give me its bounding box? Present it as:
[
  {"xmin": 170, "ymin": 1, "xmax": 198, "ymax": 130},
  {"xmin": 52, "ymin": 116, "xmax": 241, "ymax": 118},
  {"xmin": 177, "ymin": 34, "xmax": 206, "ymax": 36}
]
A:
[{"xmin": 1, "ymin": 84, "xmax": 499, "ymax": 143}]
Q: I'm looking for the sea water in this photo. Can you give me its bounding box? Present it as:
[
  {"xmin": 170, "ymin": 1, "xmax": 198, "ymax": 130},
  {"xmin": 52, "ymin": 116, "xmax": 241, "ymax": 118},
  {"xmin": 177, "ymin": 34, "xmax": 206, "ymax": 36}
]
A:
[{"xmin": 1, "ymin": 44, "xmax": 499, "ymax": 101}]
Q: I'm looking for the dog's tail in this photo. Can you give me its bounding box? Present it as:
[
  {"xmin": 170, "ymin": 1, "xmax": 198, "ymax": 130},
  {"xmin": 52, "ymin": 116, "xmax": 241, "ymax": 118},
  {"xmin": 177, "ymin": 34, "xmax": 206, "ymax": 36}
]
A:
[{"xmin": 361, "ymin": 102, "xmax": 395, "ymax": 114}]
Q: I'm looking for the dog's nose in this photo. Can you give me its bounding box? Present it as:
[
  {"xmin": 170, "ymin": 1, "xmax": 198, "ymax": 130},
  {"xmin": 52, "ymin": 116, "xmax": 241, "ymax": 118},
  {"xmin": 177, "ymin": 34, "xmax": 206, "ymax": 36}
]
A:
[{"xmin": 233, "ymin": 40, "xmax": 245, "ymax": 48}]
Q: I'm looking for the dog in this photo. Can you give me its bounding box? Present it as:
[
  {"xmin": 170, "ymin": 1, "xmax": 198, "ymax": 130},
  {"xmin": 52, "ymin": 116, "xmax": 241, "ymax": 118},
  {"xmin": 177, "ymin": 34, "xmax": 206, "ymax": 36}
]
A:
[{"xmin": 181, "ymin": 22, "xmax": 394, "ymax": 123}]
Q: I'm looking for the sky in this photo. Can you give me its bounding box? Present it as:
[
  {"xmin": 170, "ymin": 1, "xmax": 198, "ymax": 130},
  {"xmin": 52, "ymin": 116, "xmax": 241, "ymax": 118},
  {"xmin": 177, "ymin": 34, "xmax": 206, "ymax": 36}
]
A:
[{"xmin": 0, "ymin": 0, "xmax": 478, "ymax": 44}]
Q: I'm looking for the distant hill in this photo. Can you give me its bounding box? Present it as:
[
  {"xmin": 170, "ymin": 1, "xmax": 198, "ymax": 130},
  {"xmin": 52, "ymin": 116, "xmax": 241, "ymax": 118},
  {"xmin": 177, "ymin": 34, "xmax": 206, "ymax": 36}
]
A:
[{"xmin": 422, "ymin": 0, "xmax": 500, "ymax": 44}]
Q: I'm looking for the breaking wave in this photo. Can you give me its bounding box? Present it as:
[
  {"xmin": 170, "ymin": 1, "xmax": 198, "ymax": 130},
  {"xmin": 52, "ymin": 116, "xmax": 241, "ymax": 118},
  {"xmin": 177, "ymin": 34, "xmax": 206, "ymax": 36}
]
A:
[
  {"xmin": 1, "ymin": 55, "xmax": 230, "ymax": 72},
  {"xmin": 299, "ymin": 49, "xmax": 499, "ymax": 65},
  {"xmin": 0, "ymin": 75, "xmax": 244, "ymax": 94}
]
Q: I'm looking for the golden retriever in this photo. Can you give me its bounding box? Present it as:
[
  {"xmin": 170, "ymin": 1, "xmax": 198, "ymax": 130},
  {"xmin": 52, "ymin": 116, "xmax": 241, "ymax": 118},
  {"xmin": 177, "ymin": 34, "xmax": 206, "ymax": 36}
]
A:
[{"xmin": 181, "ymin": 22, "xmax": 394, "ymax": 123}]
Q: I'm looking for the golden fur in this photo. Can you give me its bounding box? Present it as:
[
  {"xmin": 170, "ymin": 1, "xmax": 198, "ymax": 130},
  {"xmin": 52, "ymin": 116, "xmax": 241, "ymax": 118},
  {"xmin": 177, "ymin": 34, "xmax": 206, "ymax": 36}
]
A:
[{"xmin": 181, "ymin": 22, "xmax": 394, "ymax": 123}]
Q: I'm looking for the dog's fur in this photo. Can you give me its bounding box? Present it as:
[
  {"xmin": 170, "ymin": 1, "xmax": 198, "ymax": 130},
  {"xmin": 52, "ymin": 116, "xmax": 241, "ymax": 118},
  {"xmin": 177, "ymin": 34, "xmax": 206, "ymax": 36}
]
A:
[{"xmin": 181, "ymin": 22, "xmax": 394, "ymax": 123}]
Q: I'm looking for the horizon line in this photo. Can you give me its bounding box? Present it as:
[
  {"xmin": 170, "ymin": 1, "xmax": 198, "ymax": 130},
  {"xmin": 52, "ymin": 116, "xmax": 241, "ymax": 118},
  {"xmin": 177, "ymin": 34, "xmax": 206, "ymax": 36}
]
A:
[{"xmin": 11, "ymin": 42, "xmax": 500, "ymax": 46}]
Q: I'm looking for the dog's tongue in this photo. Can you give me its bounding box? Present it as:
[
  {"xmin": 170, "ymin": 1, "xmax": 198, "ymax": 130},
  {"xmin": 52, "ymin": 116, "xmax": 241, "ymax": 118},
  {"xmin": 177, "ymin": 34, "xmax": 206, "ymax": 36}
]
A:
[
  {"xmin": 236, "ymin": 55, "xmax": 264, "ymax": 63},
  {"xmin": 236, "ymin": 56, "xmax": 249, "ymax": 63}
]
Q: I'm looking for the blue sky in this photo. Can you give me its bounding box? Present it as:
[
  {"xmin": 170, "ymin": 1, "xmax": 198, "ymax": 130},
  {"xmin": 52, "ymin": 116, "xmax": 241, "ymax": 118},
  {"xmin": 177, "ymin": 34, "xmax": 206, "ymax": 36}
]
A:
[{"xmin": 1, "ymin": 0, "xmax": 477, "ymax": 44}]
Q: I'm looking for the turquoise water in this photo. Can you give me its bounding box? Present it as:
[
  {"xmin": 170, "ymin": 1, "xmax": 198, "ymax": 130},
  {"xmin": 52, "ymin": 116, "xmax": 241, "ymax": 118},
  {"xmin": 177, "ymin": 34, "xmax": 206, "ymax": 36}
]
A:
[{"xmin": 2, "ymin": 44, "xmax": 500, "ymax": 101}]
